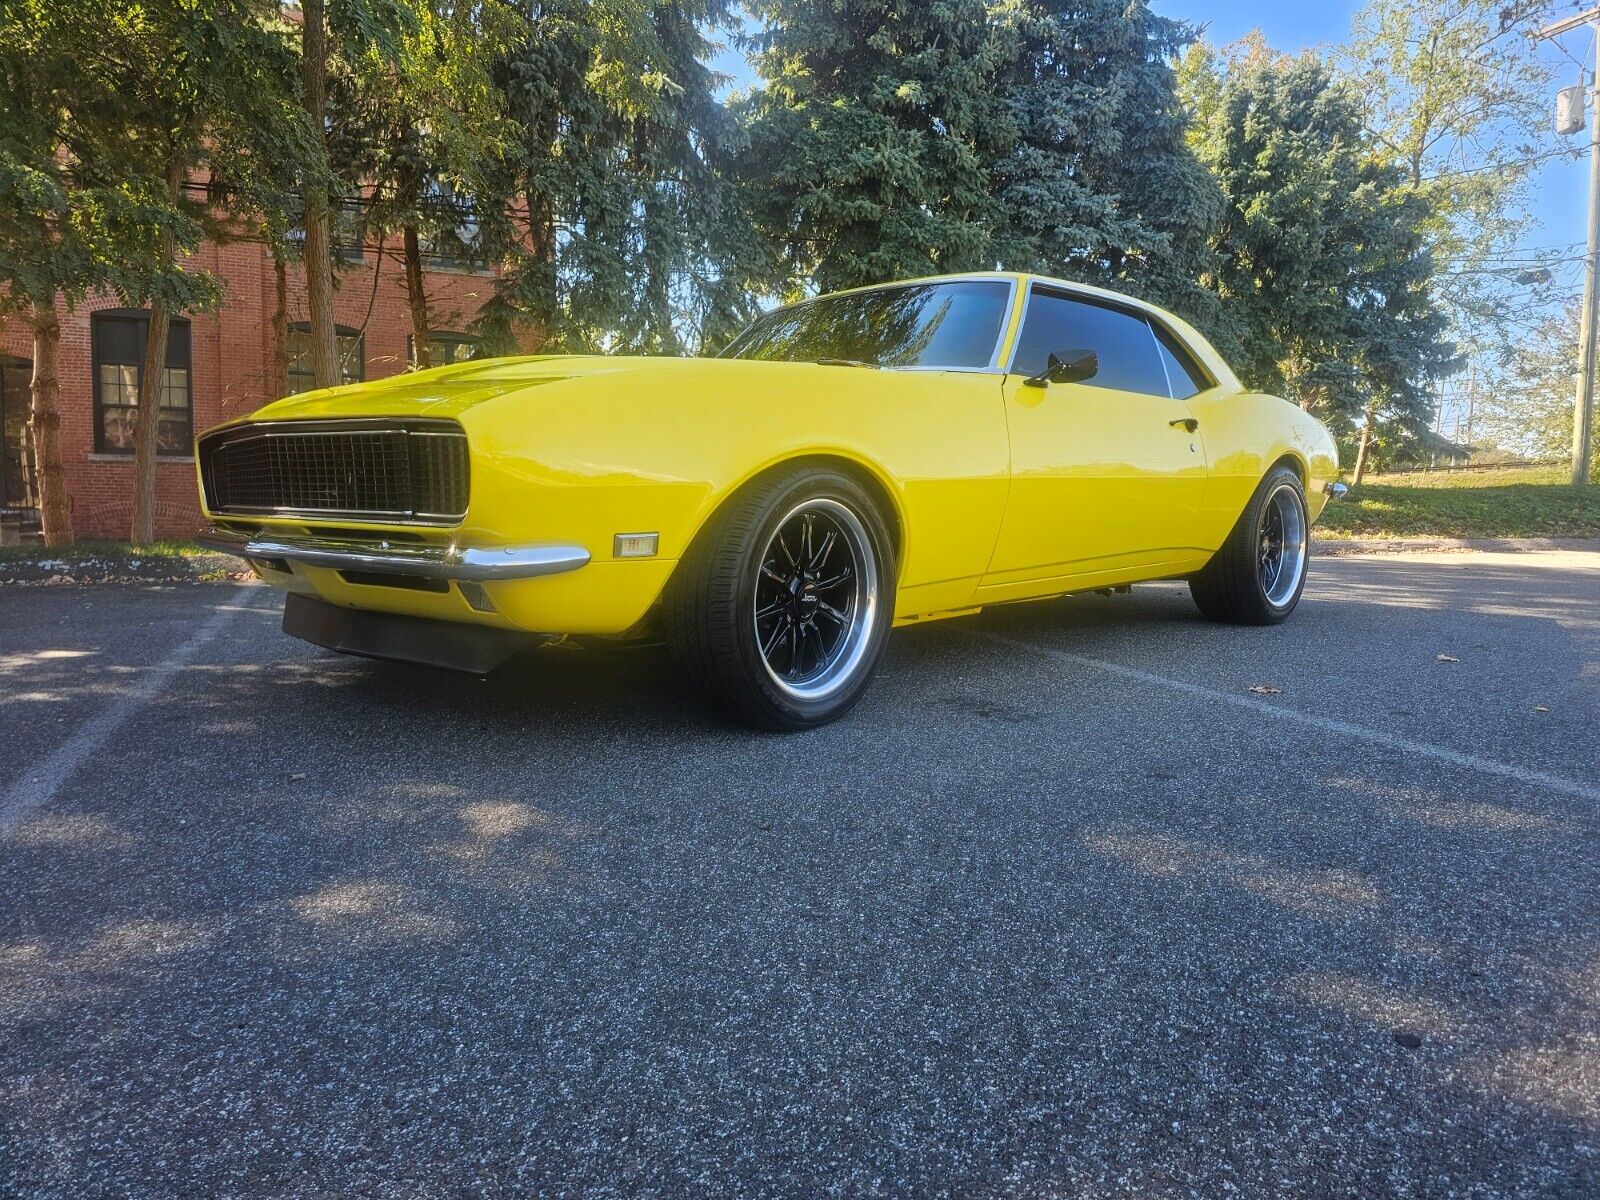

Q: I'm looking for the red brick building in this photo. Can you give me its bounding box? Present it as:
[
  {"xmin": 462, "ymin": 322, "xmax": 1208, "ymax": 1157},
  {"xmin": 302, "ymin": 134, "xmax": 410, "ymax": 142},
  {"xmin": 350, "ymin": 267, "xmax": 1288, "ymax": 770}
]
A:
[{"xmin": 0, "ymin": 236, "xmax": 504, "ymax": 541}]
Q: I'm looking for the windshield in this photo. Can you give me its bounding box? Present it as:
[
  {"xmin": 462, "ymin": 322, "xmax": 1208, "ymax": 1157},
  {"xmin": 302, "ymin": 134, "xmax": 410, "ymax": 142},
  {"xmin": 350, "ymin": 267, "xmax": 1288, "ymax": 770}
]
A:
[{"xmin": 720, "ymin": 280, "xmax": 1012, "ymax": 370}]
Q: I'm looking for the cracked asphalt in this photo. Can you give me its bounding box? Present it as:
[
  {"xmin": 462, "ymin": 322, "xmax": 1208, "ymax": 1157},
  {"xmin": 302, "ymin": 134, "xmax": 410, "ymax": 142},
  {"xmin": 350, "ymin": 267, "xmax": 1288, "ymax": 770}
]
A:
[{"xmin": 1, "ymin": 549, "xmax": 1597, "ymax": 1198}]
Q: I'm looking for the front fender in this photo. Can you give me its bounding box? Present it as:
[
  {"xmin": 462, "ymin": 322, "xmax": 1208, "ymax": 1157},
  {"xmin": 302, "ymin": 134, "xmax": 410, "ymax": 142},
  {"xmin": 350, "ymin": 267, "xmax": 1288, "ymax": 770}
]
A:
[{"xmin": 457, "ymin": 359, "xmax": 1011, "ymax": 628}]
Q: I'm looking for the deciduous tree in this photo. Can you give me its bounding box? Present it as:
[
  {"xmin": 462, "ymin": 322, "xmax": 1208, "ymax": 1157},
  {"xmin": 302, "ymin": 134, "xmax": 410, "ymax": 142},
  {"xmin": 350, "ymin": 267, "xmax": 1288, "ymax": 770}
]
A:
[
  {"xmin": 296, "ymin": 0, "xmax": 414, "ymax": 385},
  {"xmin": 1338, "ymin": 0, "xmax": 1569, "ymax": 360},
  {"xmin": 340, "ymin": 0, "xmax": 516, "ymax": 368},
  {"xmin": 1181, "ymin": 39, "xmax": 1454, "ymax": 452},
  {"xmin": 0, "ymin": 1, "xmax": 200, "ymax": 546},
  {"xmin": 109, "ymin": 1, "xmax": 310, "ymax": 542}
]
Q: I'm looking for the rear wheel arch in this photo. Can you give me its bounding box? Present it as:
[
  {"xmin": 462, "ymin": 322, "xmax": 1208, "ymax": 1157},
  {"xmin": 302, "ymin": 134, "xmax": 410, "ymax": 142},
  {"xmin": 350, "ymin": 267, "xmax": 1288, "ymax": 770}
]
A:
[{"xmin": 1268, "ymin": 450, "xmax": 1309, "ymax": 489}]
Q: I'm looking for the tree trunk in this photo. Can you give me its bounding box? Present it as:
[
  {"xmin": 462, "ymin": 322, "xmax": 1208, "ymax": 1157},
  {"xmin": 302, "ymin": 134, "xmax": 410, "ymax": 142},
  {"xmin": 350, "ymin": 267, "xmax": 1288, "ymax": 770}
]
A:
[
  {"xmin": 300, "ymin": 0, "xmax": 342, "ymax": 389},
  {"xmin": 131, "ymin": 160, "xmax": 184, "ymax": 545},
  {"xmin": 1351, "ymin": 406, "xmax": 1377, "ymax": 486},
  {"xmin": 129, "ymin": 297, "xmax": 171, "ymax": 545},
  {"xmin": 272, "ymin": 252, "xmax": 289, "ymax": 398},
  {"xmin": 527, "ymin": 193, "xmax": 557, "ymax": 352},
  {"xmin": 403, "ymin": 222, "xmax": 430, "ymax": 368},
  {"xmin": 28, "ymin": 302, "xmax": 72, "ymax": 548}
]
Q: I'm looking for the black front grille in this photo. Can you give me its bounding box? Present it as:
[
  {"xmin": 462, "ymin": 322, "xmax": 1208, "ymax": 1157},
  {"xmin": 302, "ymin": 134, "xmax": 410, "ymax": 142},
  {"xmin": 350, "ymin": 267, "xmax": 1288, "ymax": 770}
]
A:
[{"xmin": 199, "ymin": 420, "xmax": 469, "ymax": 524}]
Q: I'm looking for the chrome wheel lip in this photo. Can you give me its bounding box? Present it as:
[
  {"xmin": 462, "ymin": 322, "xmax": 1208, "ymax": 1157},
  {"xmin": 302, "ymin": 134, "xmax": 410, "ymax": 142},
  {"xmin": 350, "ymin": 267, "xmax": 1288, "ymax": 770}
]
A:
[
  {"xmin": 752, "ymin": 497, "xmax": 879, "ymax": 703},
  {"xmin": 1258, "ymin": 482, "xmax": 1308, "ymax": 608}
]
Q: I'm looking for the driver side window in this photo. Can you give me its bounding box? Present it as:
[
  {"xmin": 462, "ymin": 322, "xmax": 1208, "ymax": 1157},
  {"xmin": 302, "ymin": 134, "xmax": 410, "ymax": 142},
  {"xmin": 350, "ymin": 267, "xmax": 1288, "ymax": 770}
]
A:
[{"xmin": 1010, "ymin": 290, "xmax": 1172, "ymax": 398}]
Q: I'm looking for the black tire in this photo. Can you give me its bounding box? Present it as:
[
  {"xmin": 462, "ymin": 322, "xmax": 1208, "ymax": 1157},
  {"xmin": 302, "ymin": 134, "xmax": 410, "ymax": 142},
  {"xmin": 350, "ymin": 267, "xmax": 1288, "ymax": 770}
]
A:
[
  {"xmin": 1189, "ymin": 465, "xmax": 1310, "ymax": 625},
  {"xmin": 664, "ymin": 465, "xmax": 896, "ymax": 730}
]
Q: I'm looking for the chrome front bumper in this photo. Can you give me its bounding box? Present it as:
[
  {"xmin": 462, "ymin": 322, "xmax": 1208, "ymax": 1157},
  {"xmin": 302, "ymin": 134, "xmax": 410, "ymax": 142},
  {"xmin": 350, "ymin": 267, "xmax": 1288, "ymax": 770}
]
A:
[
  {"xmin": 197, "ymin": 529, "xmax": 590, "ymax": 581},
  {"xmin": 1323, "ymin": 482, "xmax": 1349, "ymax": 500}
]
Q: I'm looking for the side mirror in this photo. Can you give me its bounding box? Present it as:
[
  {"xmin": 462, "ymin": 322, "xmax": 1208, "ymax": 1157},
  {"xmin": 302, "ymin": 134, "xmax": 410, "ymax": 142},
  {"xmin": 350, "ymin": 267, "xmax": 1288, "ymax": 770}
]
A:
[{"xmin": 1023, "ymin": 349, "xmax": 1098, "ymax": 388}]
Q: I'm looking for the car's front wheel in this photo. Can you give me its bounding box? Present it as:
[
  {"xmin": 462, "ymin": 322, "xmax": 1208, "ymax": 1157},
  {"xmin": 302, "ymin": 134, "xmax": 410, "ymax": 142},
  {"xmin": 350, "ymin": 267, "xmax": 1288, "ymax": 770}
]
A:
[
  {"xmin": 665, "ymin": 466, "xmax": 895, "ymax": 729},
  {"xmin": 1189, "ymin": 465, "xmax": 1310, "ymax": 625}
]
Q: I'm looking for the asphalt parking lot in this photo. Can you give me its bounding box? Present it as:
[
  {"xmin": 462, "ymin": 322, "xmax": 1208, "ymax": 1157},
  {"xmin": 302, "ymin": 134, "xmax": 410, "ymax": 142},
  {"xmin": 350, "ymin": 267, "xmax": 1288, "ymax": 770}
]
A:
[{"xmin": 1, "ymin": 550, "xmax": 1597, "ymax": 1198}]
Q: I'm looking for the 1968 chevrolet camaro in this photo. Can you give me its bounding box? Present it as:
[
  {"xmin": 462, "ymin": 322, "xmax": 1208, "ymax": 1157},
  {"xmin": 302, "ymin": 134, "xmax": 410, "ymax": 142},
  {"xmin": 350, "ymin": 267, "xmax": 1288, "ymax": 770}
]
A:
[{"xmin": 197, "ymin": 272, "xmax": 1343, "ymax": 728}]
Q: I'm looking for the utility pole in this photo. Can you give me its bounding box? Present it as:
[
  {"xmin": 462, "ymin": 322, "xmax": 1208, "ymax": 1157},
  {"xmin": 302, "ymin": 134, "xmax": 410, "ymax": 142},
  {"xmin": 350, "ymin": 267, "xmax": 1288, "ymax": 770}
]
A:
[{"xmin": 1538, "ymin": 7, "xmax": 1600, "ymax": 486}]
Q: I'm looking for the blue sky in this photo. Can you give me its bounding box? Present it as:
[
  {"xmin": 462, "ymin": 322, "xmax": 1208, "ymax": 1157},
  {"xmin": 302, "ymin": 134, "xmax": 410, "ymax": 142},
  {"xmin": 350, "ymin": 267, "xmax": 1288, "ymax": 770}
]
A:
[
  {"xmin": 711, "ymin": 1, "xmax": 1590, "ymax": 278},
  {"xmin": 1156, "ymin": 0, "xmax": 1587, "ymax": 276}
]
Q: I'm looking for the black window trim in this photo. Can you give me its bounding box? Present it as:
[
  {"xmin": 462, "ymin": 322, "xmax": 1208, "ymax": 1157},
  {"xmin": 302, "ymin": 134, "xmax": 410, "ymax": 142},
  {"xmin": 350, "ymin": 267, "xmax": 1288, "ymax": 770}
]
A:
[
  {"xmin": 1004, "ymin": 282, "xmax": 1216, "ymax": 398},
  {"xmin": 90, "ymin": 307, "xmax": 194, "ymax": 456}
]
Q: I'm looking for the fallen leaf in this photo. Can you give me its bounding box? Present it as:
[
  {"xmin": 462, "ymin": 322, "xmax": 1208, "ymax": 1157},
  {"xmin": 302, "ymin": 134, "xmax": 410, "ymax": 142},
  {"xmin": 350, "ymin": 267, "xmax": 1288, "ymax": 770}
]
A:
[
  {"xmin": 1435, "ymin": 654, "xmax": 1459, "ymax": 663},
  {"xmin": 1247, "ymin": 685, "xmax": 1282, "ymax": 695}
]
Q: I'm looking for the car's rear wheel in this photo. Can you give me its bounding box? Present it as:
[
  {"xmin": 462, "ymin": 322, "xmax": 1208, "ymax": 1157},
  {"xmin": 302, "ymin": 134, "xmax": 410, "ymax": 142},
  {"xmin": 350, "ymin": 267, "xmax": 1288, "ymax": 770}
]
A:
[
  {"xmin": 665, "ymin": 466, "xmax": 895, "ymax": 729},
  {"xmin": 1189, "ymin": 465, "xmax": 1309, "ymax": 625}
]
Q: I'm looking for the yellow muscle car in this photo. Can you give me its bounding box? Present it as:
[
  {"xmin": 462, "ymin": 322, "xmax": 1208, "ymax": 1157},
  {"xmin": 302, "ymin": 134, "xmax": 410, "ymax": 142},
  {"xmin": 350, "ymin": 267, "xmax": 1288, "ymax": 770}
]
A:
[{"xmin": 197, "ymin": 272, "xmax": 1343, "ymax": 728}]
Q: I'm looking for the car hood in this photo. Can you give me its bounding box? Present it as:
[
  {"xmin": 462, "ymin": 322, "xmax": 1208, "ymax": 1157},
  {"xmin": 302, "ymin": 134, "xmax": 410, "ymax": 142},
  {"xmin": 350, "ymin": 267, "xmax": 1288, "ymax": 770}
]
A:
[{"xmin": 227, "ymin": 356, "xmax": 734, "ymax": 424}]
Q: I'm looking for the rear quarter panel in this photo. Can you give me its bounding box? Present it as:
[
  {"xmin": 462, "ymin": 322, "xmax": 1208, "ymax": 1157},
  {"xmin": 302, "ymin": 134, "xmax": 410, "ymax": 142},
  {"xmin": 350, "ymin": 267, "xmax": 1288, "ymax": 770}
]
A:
[{"xmin": 1188, "ymin": 389, "xmax": 1341, "ymax": 547}]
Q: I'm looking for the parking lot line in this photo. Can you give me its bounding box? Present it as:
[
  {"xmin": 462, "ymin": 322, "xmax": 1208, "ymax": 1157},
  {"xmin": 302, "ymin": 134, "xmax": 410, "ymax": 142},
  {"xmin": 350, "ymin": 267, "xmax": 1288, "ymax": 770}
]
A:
[
  {"xmin": 0, "ymin": 586, "xmax": 258, "ymax": 833},
  {"xmin": 968, "ymin": 629, "xmax": 1600, "ymax": 806}
]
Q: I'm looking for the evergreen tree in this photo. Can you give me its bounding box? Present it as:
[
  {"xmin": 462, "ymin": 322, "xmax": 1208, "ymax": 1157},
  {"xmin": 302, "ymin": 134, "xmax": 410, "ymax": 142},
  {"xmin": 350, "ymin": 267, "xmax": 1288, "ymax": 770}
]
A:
[
  {"xmin": 737, "ymin": 0, "xmax": 1010, "ymax": 296},
  {"xmin": 991, "ymin": 0, "xmax": 1228, "ymax": 341},
  {"xmin": 1180, "ymin": 40, "xmax": 1454, "ymax": 449},
  {"xmin": 482, "ymin": 0, "xmax": 759, "ymax": 355}
]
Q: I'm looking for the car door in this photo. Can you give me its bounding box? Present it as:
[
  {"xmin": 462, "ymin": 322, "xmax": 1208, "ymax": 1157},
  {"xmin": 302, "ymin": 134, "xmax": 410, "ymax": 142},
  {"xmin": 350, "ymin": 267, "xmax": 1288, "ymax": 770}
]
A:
[{"xmin": 983, "ymin": 285, "xmax": 1209, "ymax": 589}]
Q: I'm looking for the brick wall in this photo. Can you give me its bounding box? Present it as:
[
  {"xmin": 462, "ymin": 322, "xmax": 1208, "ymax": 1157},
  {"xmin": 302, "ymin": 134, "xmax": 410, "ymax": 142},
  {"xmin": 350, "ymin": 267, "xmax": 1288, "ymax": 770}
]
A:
[{"xmin": 0, "ymin": 237, "xmax": 508, "ymax": 541}]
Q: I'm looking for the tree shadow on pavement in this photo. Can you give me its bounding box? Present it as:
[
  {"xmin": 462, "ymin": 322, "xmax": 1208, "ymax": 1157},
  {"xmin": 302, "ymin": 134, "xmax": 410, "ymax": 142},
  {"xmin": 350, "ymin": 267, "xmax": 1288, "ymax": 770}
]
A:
[{"xmin": 0, "ymin": 560, "xmax": 1596, "ymax": 1197}]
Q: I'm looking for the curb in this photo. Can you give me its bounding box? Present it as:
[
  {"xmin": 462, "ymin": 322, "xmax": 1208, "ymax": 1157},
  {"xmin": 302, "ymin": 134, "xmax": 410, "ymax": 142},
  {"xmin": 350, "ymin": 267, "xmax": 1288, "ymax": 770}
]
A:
[{"xmin": 1313, "ymin": 536, "xmax": 1600, "ymax": 556}]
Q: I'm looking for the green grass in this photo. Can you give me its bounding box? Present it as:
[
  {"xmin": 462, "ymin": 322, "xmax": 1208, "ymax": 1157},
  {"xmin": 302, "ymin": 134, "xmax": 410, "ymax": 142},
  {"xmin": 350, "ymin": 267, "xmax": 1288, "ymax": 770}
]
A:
[
  {"xmin": 1362, "ymin": 463, "xmax": 1572, "ymax": 489},
  {"xmin": 1318, "ymin": 465, "xmax": 1600, "ymax": 539},
  {"xmin": 0, "ymin": 538, "xmax": 215, "ymax": 562}
]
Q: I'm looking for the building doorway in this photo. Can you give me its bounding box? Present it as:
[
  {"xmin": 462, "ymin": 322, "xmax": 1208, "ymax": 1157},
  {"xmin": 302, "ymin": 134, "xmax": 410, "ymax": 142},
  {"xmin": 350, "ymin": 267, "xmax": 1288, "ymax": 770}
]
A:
[{"xmin": 1, "ymin": 355, "xmax": 37, "ymax": 509}]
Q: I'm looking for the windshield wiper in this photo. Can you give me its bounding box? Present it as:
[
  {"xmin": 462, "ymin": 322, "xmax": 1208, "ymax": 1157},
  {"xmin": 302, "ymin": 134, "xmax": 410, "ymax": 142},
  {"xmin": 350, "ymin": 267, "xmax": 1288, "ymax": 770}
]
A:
[{"xmin": 814, "ymin": 357, "xmax": 880, "ymax": 369}]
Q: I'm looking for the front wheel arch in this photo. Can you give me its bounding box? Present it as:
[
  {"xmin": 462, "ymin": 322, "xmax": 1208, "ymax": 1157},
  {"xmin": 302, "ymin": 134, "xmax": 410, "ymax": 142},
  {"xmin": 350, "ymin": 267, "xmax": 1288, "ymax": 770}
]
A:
[
  {"xmin": 666, "ymin": 453, "xmax": 905, "ymax": 599},
  {"xmin": 663, "ymin": 462, "xmax": 898, "ymax": 728}
]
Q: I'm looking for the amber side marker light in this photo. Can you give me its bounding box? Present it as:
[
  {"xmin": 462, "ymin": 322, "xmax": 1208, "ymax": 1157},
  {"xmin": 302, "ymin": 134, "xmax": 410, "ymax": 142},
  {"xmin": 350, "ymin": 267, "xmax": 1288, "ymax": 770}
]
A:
[{"xmin": 614, "ymin": 533, "xmax": 660, "ymax": 559}]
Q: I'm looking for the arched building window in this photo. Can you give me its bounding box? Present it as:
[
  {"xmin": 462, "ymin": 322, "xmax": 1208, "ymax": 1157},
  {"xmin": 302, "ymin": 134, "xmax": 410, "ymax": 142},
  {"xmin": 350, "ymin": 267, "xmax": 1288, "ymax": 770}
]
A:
[{"xmin": 286, "ymin": 323, "xmax": 364, "ymax": 395}]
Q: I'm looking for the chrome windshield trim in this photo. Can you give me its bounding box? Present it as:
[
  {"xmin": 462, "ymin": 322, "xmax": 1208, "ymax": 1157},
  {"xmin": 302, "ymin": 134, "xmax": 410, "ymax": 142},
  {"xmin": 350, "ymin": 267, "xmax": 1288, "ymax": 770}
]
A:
[{"xmin": 198, "ymin": 530, "xmax": 590, "ymax": 581}]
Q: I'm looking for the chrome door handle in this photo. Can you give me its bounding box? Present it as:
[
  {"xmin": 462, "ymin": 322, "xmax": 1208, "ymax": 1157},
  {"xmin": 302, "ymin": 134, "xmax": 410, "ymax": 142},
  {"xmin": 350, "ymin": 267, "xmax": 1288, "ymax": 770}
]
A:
[{"xmin": 1169, "ymin": 417, "xmax": 1198, "ymax": 433}]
